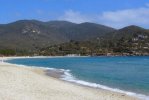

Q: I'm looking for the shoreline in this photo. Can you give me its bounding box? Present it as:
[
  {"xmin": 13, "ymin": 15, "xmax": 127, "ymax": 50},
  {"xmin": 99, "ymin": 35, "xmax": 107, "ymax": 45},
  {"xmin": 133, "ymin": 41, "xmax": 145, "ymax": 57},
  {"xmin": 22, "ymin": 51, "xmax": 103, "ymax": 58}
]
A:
[
  {"xmin": 0, "ymin": 56, "xmax": 147, "ymax": 100},
  {"xmin": 45, "ymin": 66, "xmax": 149, "ymax": 100}
]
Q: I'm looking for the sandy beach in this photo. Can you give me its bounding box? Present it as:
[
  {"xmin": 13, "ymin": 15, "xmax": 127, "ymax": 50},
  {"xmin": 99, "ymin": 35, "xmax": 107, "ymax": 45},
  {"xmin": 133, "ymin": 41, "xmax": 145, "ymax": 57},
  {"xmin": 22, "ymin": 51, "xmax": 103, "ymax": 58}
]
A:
[{"xmin": 0, "ymin": 57, "xmax": 139, "ymax": 100}]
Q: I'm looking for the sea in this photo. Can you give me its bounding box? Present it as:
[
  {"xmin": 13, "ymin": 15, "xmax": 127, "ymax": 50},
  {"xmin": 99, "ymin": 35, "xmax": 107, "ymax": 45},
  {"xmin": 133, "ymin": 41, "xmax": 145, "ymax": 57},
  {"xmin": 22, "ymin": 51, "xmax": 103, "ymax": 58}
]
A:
[{"xmin": 6, "ymin": 56, "xmax": 149, "ymax": 100}]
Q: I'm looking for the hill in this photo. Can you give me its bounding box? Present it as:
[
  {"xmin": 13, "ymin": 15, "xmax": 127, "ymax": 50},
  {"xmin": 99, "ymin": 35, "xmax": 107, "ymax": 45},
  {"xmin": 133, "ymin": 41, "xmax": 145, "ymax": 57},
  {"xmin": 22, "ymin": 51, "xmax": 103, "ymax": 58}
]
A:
[
  {"xmin": 40, "ymin": 25, "xmax": 149, "ymax": 56},
  {"xmin": 0, "ymin": 20, "xmax": 115, "ymax": 52},
  {"xmin": 0, "ymin": 20, "xmax": 149, "ymax": 56}
]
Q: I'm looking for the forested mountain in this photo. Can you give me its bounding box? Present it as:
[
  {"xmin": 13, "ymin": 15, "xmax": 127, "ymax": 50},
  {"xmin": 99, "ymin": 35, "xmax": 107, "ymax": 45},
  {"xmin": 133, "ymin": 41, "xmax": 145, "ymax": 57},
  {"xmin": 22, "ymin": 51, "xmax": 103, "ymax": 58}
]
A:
[
  {"xmin": 0, "ymin": 20, "xmax": 115, "ymax": 51},
  {"xmin": 40, "ymin": 25, "xmax": 149, "ymax": 56},
  {"xmin": 0, "ymin": 20, "xmax": 149, "ymax": 56}
]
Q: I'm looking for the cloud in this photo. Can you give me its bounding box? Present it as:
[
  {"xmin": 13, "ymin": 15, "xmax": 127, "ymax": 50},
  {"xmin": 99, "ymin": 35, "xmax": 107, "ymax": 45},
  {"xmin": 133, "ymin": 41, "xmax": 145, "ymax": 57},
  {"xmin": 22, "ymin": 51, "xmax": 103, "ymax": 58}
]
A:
[
  {"xmin": 36, "ymin": 9, "xmax": 44, "ymax": 15},
  {"xmin": 98, "ymin": 6, "xmax": 149, "ymax": 28},
  {"xmin": 14, "ymin": 12, "xmax": 22, "ymax": 17},
  {"xmin": 59, "ymin": 5, "xmax": 149, "ymax": 28},
  {"xmin": 58, "ymin": 10, "xmax": 92, "ymax": 23},
  {"xmin": 146, "ymin": 3, "xmax": 149, "ymax": 7}
]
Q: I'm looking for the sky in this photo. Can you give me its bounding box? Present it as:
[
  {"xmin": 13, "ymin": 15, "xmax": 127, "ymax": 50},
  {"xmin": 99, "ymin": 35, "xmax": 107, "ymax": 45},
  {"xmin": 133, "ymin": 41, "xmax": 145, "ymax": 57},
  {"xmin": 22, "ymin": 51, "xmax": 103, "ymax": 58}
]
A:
[{"xmin": 0, "ymin": 0, "xmax": 149, "ymax": 29}]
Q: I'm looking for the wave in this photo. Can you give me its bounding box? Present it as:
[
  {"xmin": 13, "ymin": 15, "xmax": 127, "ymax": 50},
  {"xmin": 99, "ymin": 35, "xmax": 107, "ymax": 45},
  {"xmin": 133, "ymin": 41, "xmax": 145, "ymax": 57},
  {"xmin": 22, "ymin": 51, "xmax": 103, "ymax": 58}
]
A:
[
  {"xmin": 60, "ymin": 69, "xmax": 149, "ymax": 100},
  {"xmin": 4, "ymin": 61, "xmax": 149, "ymax": 100}
]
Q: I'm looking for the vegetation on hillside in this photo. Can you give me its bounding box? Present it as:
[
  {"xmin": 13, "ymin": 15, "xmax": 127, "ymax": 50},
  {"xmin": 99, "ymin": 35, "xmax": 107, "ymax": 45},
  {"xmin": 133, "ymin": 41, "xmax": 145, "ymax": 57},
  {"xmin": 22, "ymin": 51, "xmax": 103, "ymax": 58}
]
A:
[
  {"xmin": 40, "ymin": 26, "xmax": 149, "ymax": 56},
  {"xmin": 0, "ymin": 20, "xmax": 115, "ymax": 50},
  {"xmin": 0, "ymin": 49, "xmax": 16, "ymax": 56},
  {"xmin": 0, "ymin": 20, "xmax": 149, "ymax": 56}
]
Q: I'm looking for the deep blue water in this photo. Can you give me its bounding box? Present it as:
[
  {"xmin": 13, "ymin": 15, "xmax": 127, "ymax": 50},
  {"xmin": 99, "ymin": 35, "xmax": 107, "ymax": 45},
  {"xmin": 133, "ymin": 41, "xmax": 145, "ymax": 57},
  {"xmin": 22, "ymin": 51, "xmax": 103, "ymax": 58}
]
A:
[{"xmin": 6, "ymin": 56, "xmax": 149, "ymax": 96}]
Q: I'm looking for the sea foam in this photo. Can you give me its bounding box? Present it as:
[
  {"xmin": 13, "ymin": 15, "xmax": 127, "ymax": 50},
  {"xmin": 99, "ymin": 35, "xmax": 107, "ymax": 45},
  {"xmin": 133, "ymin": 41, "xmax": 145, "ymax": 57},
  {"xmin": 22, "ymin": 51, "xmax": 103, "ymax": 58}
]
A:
[
  {"xmin": 4, "ymin": 61, "xmax": 149, "ymax": 100},
  {"xmin": 60, "ymin": 69, "xmax": 149, "ymax": 100}
]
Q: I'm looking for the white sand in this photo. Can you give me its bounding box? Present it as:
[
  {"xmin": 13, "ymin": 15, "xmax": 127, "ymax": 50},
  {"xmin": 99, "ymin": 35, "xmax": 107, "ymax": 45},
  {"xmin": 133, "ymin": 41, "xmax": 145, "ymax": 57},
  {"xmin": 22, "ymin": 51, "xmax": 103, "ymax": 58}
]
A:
[{"xmin": 0, "ymin": 57, "xmax": 139, "ymax": 100}]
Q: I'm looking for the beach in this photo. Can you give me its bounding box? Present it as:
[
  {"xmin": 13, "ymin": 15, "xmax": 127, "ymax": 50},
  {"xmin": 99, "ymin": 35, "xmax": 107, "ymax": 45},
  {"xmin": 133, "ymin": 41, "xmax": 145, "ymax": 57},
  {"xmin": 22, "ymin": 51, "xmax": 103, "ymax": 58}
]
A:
[{"xmin": 0, "ymin": 57, "xmax": 140, "ymax": 100}]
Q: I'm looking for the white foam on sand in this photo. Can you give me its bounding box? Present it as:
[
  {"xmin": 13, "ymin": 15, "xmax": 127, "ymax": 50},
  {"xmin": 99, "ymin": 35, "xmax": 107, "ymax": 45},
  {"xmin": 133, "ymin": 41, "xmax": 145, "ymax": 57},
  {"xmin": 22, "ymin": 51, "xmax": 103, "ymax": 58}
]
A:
[
  {"xmin": 60, "ymin": 69, "xmax": 149, "ymax": 100},
  {"xmin": 4, "ymin": 58, "xmax": 149, "ymax": 100}
]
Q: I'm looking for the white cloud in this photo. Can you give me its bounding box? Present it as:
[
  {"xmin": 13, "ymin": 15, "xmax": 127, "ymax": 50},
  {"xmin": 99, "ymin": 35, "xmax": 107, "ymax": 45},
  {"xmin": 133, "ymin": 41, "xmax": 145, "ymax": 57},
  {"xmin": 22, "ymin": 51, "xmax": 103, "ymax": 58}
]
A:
[
  {"xmin": 59, "ymin": 5, "xmax": 149, "ymax": 28},
  {"xmin": 58, "ymin": 10, "xmax": 91, "ymax": 23},
  {"xmin": 146, "ymin": 3, "xmax": 149, "ymax": 7},
  {"xmin": 36, "ymin": 10, "xmax": 44, "ymax": 15},
  {"xmin": 14, "ymin": 12, "xmax": 22, "ymax": 17},
  {"xmin": 98, "ymin": 7, "xmax": 149, "ymax": 28}
]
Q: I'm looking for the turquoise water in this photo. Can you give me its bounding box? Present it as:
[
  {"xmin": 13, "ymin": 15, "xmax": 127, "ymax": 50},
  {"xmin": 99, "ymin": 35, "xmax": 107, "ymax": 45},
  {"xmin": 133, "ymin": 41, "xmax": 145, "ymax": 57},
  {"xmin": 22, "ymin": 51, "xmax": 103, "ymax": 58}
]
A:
[{"xmin": 6, "ymin": 56, "xmax": 149, "ymax": 98}]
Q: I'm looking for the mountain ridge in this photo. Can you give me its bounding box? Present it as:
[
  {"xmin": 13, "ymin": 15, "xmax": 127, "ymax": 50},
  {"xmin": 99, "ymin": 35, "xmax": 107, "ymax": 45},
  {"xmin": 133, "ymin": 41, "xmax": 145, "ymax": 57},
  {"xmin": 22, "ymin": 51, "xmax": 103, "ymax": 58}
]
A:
[
  {"xmin": 0, "ymin": 20, "xmax": 116, "ymax": 50},
  {"xmin": 0, "ymin": 20, "xmax": 149, "ymax": 56}
]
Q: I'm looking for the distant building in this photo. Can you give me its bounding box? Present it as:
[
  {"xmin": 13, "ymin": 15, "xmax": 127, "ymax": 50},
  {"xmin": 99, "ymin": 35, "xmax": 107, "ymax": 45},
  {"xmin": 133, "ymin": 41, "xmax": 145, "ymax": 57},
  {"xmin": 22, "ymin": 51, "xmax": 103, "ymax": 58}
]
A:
[
  {"xmin": 138, "ymin": 34, "xmax": 148, "ymax": 39},
  {"xmin": 132, "ymin": 38, "xmax": 138, "ymax": 41},
  {"xmin": 132, "ymin": 34, "xmax": 148, "ymax": 41}
]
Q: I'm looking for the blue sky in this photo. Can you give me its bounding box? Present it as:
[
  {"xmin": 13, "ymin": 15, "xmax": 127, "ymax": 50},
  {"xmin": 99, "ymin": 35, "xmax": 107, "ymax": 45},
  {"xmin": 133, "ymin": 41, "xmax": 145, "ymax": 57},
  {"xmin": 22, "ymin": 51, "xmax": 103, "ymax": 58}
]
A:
[{"xmin": 0, "ymin": 0, "xmax": 149, "ymax": 28}]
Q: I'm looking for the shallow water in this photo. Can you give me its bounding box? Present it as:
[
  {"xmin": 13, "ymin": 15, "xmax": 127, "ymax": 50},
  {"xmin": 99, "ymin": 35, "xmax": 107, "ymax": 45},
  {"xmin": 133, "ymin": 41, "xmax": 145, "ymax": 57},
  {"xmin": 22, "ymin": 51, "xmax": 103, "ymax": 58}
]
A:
[{"xmin": 6, "ymin": 56, "xmax": 149, "ymax": 99}]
